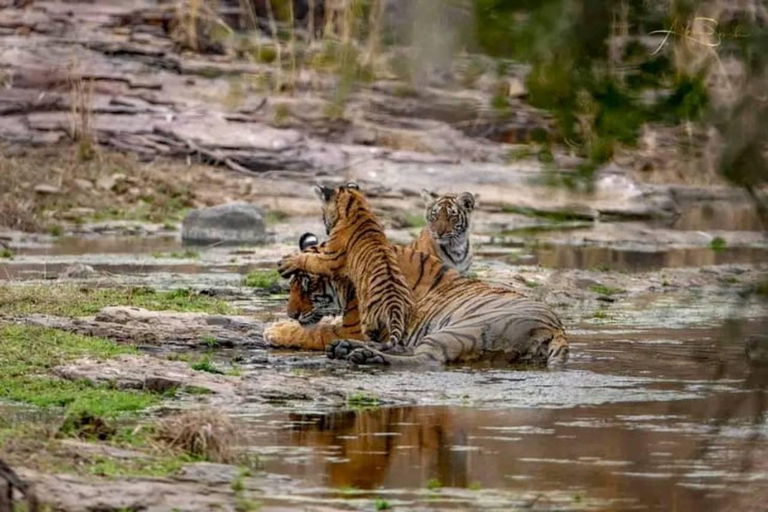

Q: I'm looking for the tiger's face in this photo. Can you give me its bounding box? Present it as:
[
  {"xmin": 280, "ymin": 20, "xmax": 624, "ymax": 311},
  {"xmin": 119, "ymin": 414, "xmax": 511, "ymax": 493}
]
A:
[
  {"xmin": 421, "ymin": 190, "xmax": 475, "ymax": 245},
  {"xmin": 286, "ymin": 233, "xmax": 341, "ymax": 326},
  {"xmin": 314, "ymin": 182, "xmax": 362, "ymax": 234}
]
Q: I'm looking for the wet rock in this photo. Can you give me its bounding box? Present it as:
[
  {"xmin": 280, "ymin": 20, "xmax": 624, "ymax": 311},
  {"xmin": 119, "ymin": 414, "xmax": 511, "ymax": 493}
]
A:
[
  {"xmin": 55, "ymin": 354, "xmax": 239, "ymax": 396},
  {"xmin": 182, "ymin": 203, "xmax": 267, "ymax": 245},
  {"xmin": 746, "ymin": 335, "xmax": 768, "ymax": 365},
  {"xmin": 15, "ymin": 467, "xmax": 238, "ymax": 512},
  {"xmin": 59, "ymin": 263, "xmax": 97, "ymax": 279},
  {"xmin": 23, "ymin": 307, "xmax": 265, "ymax": 348}
]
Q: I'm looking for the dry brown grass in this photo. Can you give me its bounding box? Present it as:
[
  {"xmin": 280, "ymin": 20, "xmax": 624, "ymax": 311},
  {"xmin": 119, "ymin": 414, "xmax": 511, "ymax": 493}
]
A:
[
  {"xmin": 68, "ymin": 60, "xmax": 97, "ymax": 161},
  {"xmin": 0, "ymin": 144, "xmax": 262, "ymax": 232},
  {"xmin": 171, "ymin": 0, "xmax": 233, "ymax": 53},
  {"xmin": 154, "ymin": 408, "xmax": 241, "ymax": 463}
]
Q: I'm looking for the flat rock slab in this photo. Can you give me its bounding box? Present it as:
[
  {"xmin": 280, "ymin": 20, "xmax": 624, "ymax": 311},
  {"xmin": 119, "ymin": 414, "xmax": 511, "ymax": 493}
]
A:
[
  {"xmin": 53, "ymin": 353, "xmax": 351, "ymax": 407},
  {"xmin": 22, "ymin": 306, "xmax": 266, "ymax": 348},
  {"xmin": 182, "ymin": 202, "xmax": 268, "ymax": 245},
  {"xmin": 16, "ymin": 467, "xmax": 241, "ymax": 512},
  {"xmin": 55, "ymin": 354, "xmax": 239, "ymax": 396}
]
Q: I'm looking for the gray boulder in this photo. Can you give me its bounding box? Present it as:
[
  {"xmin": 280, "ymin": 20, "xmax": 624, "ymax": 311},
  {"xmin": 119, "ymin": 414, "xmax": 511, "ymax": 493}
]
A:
[{"xmin": 182, "ymin": 202, "xmax": 267, "ymax": 245}]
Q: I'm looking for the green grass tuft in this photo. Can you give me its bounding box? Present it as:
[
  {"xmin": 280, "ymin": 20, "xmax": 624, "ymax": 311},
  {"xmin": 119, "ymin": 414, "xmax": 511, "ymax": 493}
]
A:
[
  {"xmin": 190, "ymin": 356, "xmax": 224, "ymax": 375},
  {"xmin": 588, "ymin": 284, "xmax": 625, "ymax": 296},
  {"xmin": 0, "ymin": 285, "xmax": 234, "ymax": 317},
  {"xmin": 710, "ymin": 237, "xmax": 727, "ymax": 252},
  {"xmin": 0, "ymin": 248, "xmax": 12, "ymax": 259},
  {"xmin": 242, "ymin": 270, "xmax": 281, "ymax": 289},
  {"xmin": 374, "ymin": 498, "xmax": 392, "ymax": 510},
  {"xmin": 0, "ymin": 326, "xmax": 158, "ymax": 416},
  {"xmin": 426, "ymin": 478, "xmax": 442, "ymax": 490},
  {"xmin": 347, "ymin": 392, "xmax": 380, "ymax": 409}
]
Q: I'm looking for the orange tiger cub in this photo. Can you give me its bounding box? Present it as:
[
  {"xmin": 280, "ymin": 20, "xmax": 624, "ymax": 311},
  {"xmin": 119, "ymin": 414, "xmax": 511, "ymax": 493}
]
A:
[
  {"xmin": 277, "ymin": 183, "xmax": 413, "ymax": 348},
  {"xmin": 410, "ymin": 190, "xmax": 475, "ymax": 275}
]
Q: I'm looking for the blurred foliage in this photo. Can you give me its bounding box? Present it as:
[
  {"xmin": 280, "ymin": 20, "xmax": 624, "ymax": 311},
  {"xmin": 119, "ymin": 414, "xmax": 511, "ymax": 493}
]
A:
[{"xmin": 473, "ymin": 0, "xmax": 711, "ymax": 164}]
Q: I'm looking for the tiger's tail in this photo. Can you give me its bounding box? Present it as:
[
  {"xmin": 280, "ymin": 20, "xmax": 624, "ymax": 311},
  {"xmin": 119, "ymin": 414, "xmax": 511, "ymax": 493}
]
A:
[{"xmin": 386, "ymin": 306, "xmax": 408, "ymax": 348}]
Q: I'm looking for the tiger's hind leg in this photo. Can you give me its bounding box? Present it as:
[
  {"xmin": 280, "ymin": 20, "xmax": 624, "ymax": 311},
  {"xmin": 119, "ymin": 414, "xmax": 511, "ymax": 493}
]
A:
[{"xmin": 327, "ymin": 337, "xmax": 449, "ymax": 367}]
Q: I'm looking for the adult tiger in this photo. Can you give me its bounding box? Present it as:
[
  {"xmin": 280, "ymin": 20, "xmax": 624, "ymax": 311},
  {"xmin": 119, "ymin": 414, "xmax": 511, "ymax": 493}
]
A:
[
  {"xmin": 277, "ymin": 183, "xmax": 414, "ymax": 349},
  {"xmin": 266, "ymin": 233, "xmax": 569, "ymax": 368},
  {"xmin": 410, "ymin": 190, "xmax": 475, "ymax": 275}
]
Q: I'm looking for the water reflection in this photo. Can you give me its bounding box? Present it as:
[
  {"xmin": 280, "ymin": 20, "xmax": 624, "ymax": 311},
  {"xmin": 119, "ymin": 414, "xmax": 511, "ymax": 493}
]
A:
[
  {"xmin": 670, "ymin": 202, "xmax": 765, "ymax": 232},
  {"xmin": 262, "ymin": 388, "xmax": 766, "ymax": 511},
  {"xmin": 247, "ymin": 318, "xmax": 768, "ymax": 511},
  {"xmin": 532, "ymin": 244, "xmax": 768, "ymax": 271}
]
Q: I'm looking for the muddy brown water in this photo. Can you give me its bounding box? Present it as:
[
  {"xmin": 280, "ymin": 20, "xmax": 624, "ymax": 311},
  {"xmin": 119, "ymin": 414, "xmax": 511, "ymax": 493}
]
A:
[{"xmin": 219, "ymin": 315, "xmax": 768, "ymax": 512}]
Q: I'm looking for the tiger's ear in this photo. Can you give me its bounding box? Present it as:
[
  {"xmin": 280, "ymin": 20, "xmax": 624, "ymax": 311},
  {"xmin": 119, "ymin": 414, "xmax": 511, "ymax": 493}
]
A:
[
  {"xmin": 345, "ymin": 181, "xmax": 360, "ymax": 190},
  {"xmin": 299, "ymin": 232, "xmax": 319, "ymax": 251},
  {"xmin": 420, "ymin": 189, "xmax": 438, "ymax": 204},
  {"xmin": 314, "ymin": 185, "xmax": 334, "ymax": 203},
  {"xmin": 458, "ymin": 192, "xmax": 475, "ymax": 211}
]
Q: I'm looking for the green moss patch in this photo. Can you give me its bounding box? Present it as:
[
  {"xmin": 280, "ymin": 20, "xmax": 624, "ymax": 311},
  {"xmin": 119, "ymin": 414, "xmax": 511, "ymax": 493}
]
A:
[
  {"xmin": 0, "ymin": 326, "xmax": 159, "ymax": 417},
  {"xmin": 242, "ymin": 270, "xmax": 281, "ymax": 289},
  {"xmin": 0, "ymin": 285, "xmax": 234, "ymax": 317}
]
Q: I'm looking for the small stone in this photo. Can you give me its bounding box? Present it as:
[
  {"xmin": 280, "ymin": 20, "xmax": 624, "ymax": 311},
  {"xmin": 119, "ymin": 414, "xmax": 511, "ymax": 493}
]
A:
[
  {"xmin": 60, "ymin": 263, "xmax": 97, "ymax": 279},
  {"xmin": 506, "ymin": 76, "xmax": 526, "ymax": 98},
  {"xmin": 746, "ymin": 335, "xmax": 768, "ymax": 365},
  {"xmin": 96, "ymin": 173, "xmax": 125, "ymax": 191},
  {"xmin": 144, "ymin": 376, "xmax": 180, "ymax": 393},
  {"xmin": 182, "ymin": 202, "xmax": 267, "ymax": 245},
  {"xmin": 61, "ymin": 207, "xmax": 95, "ymax": 220},
  {"xmin": 74, "ymin": 178, "xmax": 94, "ymax": 191},
  {"xmin": 34, "ymin": 184, "xmax": 60, "ymax": 195}
]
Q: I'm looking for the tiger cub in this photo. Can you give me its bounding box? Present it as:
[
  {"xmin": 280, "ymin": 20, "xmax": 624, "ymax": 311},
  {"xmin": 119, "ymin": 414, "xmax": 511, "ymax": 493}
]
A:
[
  {"xmin": 410, "ymin": 190, "xmax": 475, "ymax": 275},
  {"xmin": 267, "ymin": 233, "xmax": 569, "ymax": 368},
  {"xmin": 277, "ymin": 183, "xmax": 414, "ymax": 348}
]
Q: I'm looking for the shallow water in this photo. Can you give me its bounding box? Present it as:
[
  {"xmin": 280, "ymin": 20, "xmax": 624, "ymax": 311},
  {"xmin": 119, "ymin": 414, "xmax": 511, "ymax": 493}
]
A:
[
  {"xmin": 531, "ymin": 244, "xmax": 768, "ymax": 271},
  {"xmin": 233, "ymin": 316, "xmax": 768, "ymax": 511},
  {"xmin": 2, "ymin": 206, "xmax": 767, "ymax": 511}
]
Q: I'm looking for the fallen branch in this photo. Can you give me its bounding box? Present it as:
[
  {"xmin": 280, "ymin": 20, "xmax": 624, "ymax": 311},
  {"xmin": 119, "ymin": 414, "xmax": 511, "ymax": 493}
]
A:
[{"xmin": 0, "ymin": 459, "xmax": 38, "ymax": 512}]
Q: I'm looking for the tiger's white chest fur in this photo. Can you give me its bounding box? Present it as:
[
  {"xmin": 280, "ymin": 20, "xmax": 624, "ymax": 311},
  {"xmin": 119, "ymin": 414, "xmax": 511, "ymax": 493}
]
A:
[{"xmin": 434, "ymin": 234, "xmax": 472, "ymax": 274}]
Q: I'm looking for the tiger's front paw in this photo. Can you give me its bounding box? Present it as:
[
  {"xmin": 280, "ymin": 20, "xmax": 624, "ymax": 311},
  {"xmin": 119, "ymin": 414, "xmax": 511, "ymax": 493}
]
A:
[
  {"xmin": 277, "ymin": 254, "xmax": 303, "ymax": 278},
  {"xmin": 348, "ymin": 348, "xmax": 388, "ymax": 366},
  {"xmin": 264, "ymin": 321, "xmax": 302, "ymax": 348}
]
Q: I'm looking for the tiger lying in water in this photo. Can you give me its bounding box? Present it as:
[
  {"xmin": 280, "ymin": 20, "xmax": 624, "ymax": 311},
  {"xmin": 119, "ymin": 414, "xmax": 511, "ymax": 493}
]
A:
[{"xmin": 266, "ymin": 233, "xmax": 569, "ymax": 368}]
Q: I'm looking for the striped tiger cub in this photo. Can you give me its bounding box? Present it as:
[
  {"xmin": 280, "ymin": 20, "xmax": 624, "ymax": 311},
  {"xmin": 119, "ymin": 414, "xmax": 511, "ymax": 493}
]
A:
[
  {"xmin": 277, "ymin": 183, "xmax": 414, "ymax": 349},
  {"xmin": 266, "ymin": 233, "xmax": 569, "ymax": 368},
  {"xmin": 410, "ymin": 190, "xmax": 475, "ymax": 275}
]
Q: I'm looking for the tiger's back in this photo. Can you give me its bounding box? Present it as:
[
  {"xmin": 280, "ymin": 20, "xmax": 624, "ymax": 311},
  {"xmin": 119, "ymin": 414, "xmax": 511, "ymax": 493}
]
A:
[{"xmin": 324, "ymin": 187, "xmax": 414, "ymax": 347}]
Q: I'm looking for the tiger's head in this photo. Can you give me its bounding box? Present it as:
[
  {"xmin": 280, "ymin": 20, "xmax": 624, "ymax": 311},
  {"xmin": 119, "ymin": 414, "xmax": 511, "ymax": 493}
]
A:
[
  {"xmin": 420, "ymin": 190, "xmax": 476, "ymax": 245},
  {"xmin": 313, "ymin": 181, "xmax": 365, "ymax": 235},
  {"xmin": 286, "ymin": 233, "xmax": 342, "ymax": 326}
]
